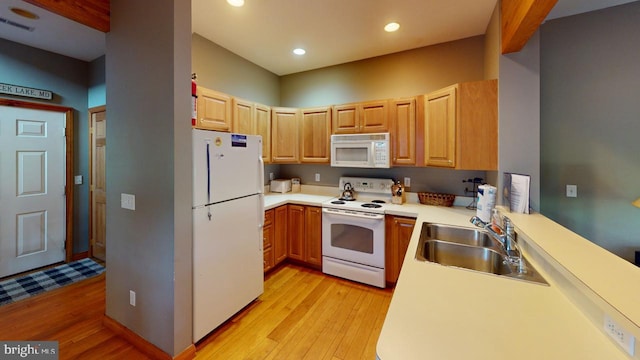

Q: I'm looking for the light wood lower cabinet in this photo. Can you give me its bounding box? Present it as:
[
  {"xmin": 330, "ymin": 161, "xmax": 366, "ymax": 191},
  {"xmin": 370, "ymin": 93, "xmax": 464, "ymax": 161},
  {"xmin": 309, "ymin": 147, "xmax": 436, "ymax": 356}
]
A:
[
  {"xmin": 263, "ymin": 205, "xmax": 288, "ymax": 273},
  {"xmin": 273, "ymin": 205, "xmax": 288, "ymax": 264},
  {"xmin": 385, "ymin": 215, "xmax": 416, "ymax": 284},
  {"xmin": 288, "ymin": 204, "xmax": 322, "ymax": 268}
]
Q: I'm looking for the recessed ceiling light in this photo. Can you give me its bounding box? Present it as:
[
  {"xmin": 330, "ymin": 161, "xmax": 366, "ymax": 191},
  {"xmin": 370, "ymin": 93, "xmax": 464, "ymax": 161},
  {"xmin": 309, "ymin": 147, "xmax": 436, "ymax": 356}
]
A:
[
  {"xmin": 10, "ymin": 7, "xmax": 39, "ymax": 20},
  {"xmin": 384, "ymin": 22, "xmax": 400, "ymax": 32},
  {"xmin": 293, "ymin": 48, "xmax": 306, "ymax": 56},
  {"xmin": 227, "ymin": 0, "xmax": 245, "ymax": 7}
]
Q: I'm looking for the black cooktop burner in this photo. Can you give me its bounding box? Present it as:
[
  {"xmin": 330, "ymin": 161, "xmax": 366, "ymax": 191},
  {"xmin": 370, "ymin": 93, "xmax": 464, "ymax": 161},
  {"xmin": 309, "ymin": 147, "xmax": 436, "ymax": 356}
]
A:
[
  {"xmin": 361, "ymin": 203, "xmax": 382, "ymax": 209},
  {"xmin": 371, "ymin": 199, "xmax": 386, "ymax": 204},
  {"xmin": 338, "ymin": 197, "xmax": 356, "ymax": 201},
  {"xmin": 331, "ymin": 200, "xmax": 346, "ymax": 205}
]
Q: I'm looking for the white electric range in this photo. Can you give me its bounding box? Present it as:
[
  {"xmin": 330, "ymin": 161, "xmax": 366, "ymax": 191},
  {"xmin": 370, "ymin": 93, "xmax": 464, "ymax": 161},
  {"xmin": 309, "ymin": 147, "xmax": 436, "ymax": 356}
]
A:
[{"xmin": 321, "ymin": 177, "xmax": 394, "ymax": 288}]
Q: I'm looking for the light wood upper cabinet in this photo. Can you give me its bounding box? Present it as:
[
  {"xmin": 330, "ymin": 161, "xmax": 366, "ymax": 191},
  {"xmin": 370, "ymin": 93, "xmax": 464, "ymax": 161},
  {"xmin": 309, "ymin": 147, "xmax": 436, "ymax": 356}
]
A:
[
  {"xmin": 255, "ymin": 103, "xmax": 271, "ymax": 163},
  {"xmin": 196, "ymin": 86, "xmax": 232, "ymax": 131},
  {"xmin": 424, "ymin": 85, "xmax": 457, "ymax": 168},
  {"xmin": 390, "ymin": 98, "xmax": 416, "ymax": 166},
  {"xmin": 332, "ymin": 100, "xmax": 389, "ymax": 134},
  {"xmin": 423, "ymin": 80, "xmax": 497, "ymax": 170},
  {"xmin": 271, "ymin": 107, "xmax": 300, "ymax": 163},
  {"xmin": 360, "ymin": 100, "xmax": 389, "ymax": 133},
  {"xmin": 332, "ymin": 104, "xmax": 358, "ymax": 133},
  {"xmin": 232, "ymin": 98, "xmax": 255, "ymax": 134},
  {"xmin": 300, "ymin": 107, "xmax": 331, "ymax": 163}
]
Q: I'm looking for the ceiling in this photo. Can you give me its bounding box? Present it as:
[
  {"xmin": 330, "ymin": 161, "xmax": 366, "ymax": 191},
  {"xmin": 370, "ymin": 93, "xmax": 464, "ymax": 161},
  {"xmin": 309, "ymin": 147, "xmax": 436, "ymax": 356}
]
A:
[{"xmin": 0, "ymin": 0, "xmax": 637, "ymax": 75}]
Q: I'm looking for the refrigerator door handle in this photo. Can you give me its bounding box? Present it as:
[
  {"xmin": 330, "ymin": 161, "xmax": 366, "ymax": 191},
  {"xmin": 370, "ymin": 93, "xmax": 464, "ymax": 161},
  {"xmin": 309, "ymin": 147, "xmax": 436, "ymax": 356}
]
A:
[
  {"xmin": 206, "ymin": 141, "xmax": 211, "ymax": 205},
  {"xmin": 257, "ymin": 156, "xmax": 265, "ymax": 195}
]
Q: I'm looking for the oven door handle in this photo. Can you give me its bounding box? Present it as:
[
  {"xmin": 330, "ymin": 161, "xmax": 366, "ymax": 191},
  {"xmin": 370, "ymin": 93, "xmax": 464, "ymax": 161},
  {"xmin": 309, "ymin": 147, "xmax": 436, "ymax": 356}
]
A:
[{"xmin": 322, "ymin": 208, "xmax": 385, "ymax": 220}]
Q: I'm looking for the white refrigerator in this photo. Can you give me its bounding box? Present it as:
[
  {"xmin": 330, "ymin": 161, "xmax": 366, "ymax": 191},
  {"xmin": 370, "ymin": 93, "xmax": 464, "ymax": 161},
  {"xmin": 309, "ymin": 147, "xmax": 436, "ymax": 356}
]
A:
[{"xmin": 192, "ymin": 129, "xmax": 264, "ymax": 342}]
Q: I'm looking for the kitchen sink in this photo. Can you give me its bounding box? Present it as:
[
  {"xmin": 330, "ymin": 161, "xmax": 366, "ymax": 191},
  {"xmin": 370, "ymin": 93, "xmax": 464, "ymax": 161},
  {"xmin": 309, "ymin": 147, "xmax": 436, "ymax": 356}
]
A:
[
  {"xmin": 416, "ymin": 240, "xmax": 512, "ymax": 275},
  {"xmin": 415, "ymin": 222, "xmax": 548, "ymax": 285},
  {"xmin": 420, "ymin": 223, "xmax": 497, "ymax": 248}
]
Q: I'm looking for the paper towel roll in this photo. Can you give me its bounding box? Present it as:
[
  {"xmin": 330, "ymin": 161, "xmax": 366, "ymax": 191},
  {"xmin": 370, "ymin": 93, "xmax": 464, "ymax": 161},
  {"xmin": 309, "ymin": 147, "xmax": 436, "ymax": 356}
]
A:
[{"xmin": 476, "ymin": 184, "xmax": 497, "ymax": 222}]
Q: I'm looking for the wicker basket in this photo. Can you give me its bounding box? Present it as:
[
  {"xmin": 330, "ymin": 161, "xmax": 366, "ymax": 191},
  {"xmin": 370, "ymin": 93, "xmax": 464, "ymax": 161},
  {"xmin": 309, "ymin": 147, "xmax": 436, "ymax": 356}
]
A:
[{"xmin": 418, "ymin": 192, "xmax": 456, "ymax": 207}]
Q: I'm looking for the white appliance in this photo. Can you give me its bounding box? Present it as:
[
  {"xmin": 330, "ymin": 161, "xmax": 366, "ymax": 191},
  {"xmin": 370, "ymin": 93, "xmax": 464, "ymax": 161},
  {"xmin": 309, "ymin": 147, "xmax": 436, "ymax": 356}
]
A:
[
  {"xmin": 270, "ymin": 179, "xmax": 292, "ymax": 193},
  {"xmin": 330, "ymin": 133, "xmax": 391, "ymax": 168},
  {"xmin": 192, "ymin": 129, "xmax": 265, "ymax": 342},
  {"xmin": 322, "ymin": 177, "xmax": 394, "ymax": 288}
]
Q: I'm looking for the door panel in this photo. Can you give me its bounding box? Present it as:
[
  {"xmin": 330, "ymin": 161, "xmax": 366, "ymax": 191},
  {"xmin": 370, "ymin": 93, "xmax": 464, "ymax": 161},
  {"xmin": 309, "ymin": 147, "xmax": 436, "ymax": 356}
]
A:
[
  {"xmin": 90, "ymin": 107, "xmax": 106, "ymax": 261},
  {"xmin": 0, "ymin": 105, "xmax": 66, "ymax": 278}
]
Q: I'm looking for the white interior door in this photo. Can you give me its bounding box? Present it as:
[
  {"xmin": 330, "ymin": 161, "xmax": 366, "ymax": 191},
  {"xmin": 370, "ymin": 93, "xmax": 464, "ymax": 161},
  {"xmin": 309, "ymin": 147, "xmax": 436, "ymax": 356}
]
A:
[{"xmin": 0, "ymin": 105, "xmax": 66, "ymax": 278}]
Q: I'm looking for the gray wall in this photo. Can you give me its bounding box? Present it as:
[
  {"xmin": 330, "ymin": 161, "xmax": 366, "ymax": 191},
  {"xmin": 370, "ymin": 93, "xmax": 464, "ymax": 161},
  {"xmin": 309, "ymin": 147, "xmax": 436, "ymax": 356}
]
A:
[
  {"xmin": 540, "ymin": 2, "xmax": 640, "ymax": 262},
  {"xmin": 497, "ymin": 31, "xmax": 541, "ymax": 211},
  {"xmin": 192, "ymin": 33, "xmax": 280, "ymax": 106},
  {"xmin": 0, "ymin": 38, "xmax": 91, "ymax": 255},
  {"xmin": 280, "ymin": 36, "xmax": 486, "ymax": 107},
  {"xmin": 88, "ymin": 55, "xmax": 106, "ymax": 108},
  {"xmin": 105, "ymin": 0, "xmax": 192, "ymax": 355}
]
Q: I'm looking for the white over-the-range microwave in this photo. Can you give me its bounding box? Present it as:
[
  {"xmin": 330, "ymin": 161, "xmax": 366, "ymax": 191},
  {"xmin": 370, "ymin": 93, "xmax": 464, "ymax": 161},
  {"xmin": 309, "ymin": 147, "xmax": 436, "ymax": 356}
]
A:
[{"xmin": 330, "ymin": 133, "xmax": 390, "ymax": 168}]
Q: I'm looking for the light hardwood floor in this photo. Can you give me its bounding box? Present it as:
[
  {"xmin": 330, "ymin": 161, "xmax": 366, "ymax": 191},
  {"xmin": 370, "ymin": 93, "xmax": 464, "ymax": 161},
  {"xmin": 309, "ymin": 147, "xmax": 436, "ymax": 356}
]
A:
[{"xmin": 0, "ymin": 264, "xmax": 393, "ymax": 360}]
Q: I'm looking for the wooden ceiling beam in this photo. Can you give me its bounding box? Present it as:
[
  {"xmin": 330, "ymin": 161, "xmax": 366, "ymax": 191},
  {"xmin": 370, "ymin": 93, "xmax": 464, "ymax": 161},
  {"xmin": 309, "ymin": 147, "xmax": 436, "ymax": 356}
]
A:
[
  {"xmin": 24, "ymin": 0, "xmax": 110, "ymax": 33},
  {"xmin": 501, "ymin": 0, "xmax": 557, "ymax": 54}
]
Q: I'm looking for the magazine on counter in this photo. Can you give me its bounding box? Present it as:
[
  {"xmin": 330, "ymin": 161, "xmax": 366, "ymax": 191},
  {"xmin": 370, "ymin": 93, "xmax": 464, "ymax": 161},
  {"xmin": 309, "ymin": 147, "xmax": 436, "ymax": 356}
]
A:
[{"xmin": 503, "ymin": 173, "xmax": 530, "ymax": 214}]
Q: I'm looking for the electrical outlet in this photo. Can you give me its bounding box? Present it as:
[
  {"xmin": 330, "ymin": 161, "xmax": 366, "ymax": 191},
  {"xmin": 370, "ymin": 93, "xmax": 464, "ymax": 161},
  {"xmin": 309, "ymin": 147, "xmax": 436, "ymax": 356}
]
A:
[
  {"xmin": 121, "ymin": 193, "xmax": 136, "ymax": 210},
  {"xmin": 604, "ymin": 314, "xmax": 635, "ymax": 356},
  {"xmin": 404, "ymin": 177, "xmax": 411, "ymax": 187},
  {"xmin": 129, "ymin": 290, "xmax": 136, "ymax": 307},
  {"xmin": 315, "ymin": 173, "xmax": 320, "ymax": 182},
  {"xmin": 566, "ymin": 184, "xmax": 577, "ymax": 198},
  {"xmin": 269, "ymin": 172, "xmax": 274, "ymax": 181}
]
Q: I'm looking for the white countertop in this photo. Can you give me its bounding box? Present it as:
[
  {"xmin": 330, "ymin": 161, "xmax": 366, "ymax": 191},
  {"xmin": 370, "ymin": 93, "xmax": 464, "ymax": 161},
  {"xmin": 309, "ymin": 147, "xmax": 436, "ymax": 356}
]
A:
[{"xmin": 263, "ymin": 188, "xmax": 639, "ymax": 360}]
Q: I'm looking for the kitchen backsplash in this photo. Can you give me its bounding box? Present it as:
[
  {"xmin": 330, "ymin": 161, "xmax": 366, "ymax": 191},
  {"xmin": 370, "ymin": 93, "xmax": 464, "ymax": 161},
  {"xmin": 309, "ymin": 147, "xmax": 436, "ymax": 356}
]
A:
[{"xmin": 264, "ymin": 164, "xmax": 486, "ymax": 196}]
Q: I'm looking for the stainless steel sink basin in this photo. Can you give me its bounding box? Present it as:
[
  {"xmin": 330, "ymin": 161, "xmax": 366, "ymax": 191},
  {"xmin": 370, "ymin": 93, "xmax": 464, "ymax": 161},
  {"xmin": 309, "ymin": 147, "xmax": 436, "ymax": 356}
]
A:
[
  {"xmin": 420, "ymin": 223, "xmax": 496, "ymax": 248},
  {"xmin": 415, "ymin": 222, "xmax": 548, "ymax": 285},
  {"xmin": 416, "ymin": 240, "xmax": 512, "ymax": 275}
]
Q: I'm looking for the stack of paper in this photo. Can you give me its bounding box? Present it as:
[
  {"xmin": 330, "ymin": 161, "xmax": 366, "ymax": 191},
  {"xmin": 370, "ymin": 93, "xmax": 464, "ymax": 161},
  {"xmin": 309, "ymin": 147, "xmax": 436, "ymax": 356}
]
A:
[{"xmin": 503, "ymin": 173, "xmax": 530, "ymax": 214}]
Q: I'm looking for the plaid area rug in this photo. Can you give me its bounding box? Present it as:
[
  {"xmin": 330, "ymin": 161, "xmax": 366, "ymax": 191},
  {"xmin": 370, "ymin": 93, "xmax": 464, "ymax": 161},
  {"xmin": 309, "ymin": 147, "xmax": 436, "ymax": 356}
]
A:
[{"xmin": 0, "ymin": 258, "xmax": 105, "ymax": 306}]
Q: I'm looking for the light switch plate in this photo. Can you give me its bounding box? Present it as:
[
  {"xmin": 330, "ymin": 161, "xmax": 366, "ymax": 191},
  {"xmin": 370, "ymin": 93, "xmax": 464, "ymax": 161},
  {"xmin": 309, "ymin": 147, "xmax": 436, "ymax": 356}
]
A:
[
  {"xmin": 566, "ymin": 184, "xmax": 577, "ymax": 198},
  {"xmin": 121, "ymin": 193, "xmax": 136, "ymax": 210},
  {"xmin": 74, "ymin": 175, "xmax": 83, "ymax": 185}
]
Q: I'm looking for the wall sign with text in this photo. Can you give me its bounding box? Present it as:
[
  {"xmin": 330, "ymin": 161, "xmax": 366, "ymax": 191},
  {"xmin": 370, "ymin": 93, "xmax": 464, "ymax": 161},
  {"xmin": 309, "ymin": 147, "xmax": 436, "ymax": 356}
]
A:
[{"xmin": 0, "ymin": 83, "xmax": 53, "ymax": 100}]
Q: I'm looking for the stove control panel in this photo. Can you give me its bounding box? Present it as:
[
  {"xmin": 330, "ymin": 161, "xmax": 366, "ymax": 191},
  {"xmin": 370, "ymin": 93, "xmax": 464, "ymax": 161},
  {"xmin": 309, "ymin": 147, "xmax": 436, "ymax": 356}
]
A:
[{"xmin": 338, "ymin": 177, "xmax": 394, "ymax": 195}]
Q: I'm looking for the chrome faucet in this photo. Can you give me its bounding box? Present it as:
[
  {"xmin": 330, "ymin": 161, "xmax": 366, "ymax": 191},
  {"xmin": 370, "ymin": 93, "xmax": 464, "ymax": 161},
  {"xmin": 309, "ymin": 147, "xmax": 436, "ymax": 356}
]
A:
[{"xmin": 470, "ymin": 215, "xmax": 526, "ymax": 273}]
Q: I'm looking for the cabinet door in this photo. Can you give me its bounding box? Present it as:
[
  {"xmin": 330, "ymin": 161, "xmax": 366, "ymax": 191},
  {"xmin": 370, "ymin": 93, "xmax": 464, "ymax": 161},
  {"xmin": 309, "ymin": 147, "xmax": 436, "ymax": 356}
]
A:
[
  {"xmin": 263, "ymin": 225, "xmax": 274, "ymax": 272},
  {"xmin": 424, "ymin": 85, "xmax": 456, "ymax": 168},
  {"xmin": 300, "ymin": 107, "xmax": 331, "ymax": 163},
  {"xmin": 196, "ymin": 87, "xmax": 232, "ymax": 131},
  {"xmin": 287, "ymin": 204, "xmax": 305, "ymax": 261},
  {"xmin": 232, "ymin": 98, "xmax": 255, "ymax": 134},
  {"xmin": 273, "ymin": 205, "xmax": 288, "ymax": 265},
  {"xmin": 271, "ymin": 107, "xmax": 300, "ymax": 163},
  {"xmin": 385, "ymin": 216, "xmax": 416, "ymax": 284},
  {"xmin": 360, "ymin": 100, "xmax": 389, "ymax": 133},
  {"xmin": 255, "ymin": 103, "xmax": 271, "ymax": 163},
  {"xmin": 332, "ymin": 104, "xmax": 359, "ymax": 134},
  {"xmin": 304, "ymin": 206, "xmax": 322, "ymax": 266},
  {"xmin": 390, "ymin": 98, "xmax": 416, "ymax": 166}
]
